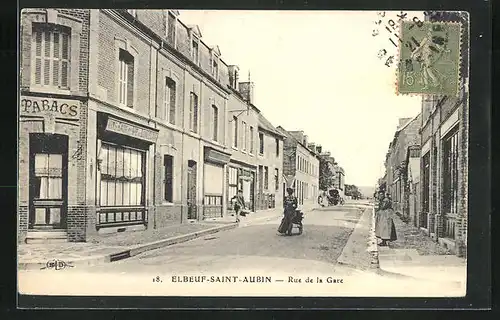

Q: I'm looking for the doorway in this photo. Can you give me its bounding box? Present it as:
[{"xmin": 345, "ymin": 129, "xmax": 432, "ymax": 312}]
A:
[
  {"xmin": 28, "ymin": 134, "xmax": 68, "ymax": 230},
  {"xmin": 187, "ymin": 160, "xmax": 197, "ymax": 220}
]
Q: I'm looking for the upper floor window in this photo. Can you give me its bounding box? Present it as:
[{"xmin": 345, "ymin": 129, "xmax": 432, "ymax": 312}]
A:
[
  {"xmin": 164, "ymin": 77, "xmax": 176, "ymax": 124},
  {"xmin": 189, "ymin": 92, "xmax": 198, "ymax": 133},
  {"xmin": 275, "ymin": 138, "xmax": 280, "ymax": 157},
  {"xmin": 232, "ymin": 116, "xmax": 238, "ymax": 148},
  {"xmin": 212, "ymin": 105, "xmax": 218, "ymax": 142},
  {"xmin": 191, "ymin": 39, "xmax": 199, "ymax": 64},
  {"xmin": 249, "ymin": 126, "xmax": 255, "ymax": 154},
  {"xmin": 259, "ymin": 133, "xmax": 264, "ymax": 155},
  {"xmin": 212, "ymin": 59, "xmax": 219, "ymax": 78},
  {"xmin": 166, "ymin": 12, "xmax": 177, "ymax": 46},
  {"xmin": 118, "ymin": 49, "xmax": 135, "ymax": 108},
  {"xmin": 242, "ymin": 121, "xmax": 247, "ymax": 151},
  {"xmin": 32, "ymin": 23, "xmax": 71, "ymax": 89}
]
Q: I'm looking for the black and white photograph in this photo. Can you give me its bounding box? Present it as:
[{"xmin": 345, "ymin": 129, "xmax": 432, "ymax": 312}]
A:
[{"xmin": 16, "ymin": 8, "xmax": 478, "ymax": 301}]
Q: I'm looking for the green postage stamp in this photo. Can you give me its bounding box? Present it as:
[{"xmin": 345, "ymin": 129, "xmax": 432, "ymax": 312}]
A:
[{"xmin": 397, "ymin": 21, "xmax": 461, "ymax": 96}]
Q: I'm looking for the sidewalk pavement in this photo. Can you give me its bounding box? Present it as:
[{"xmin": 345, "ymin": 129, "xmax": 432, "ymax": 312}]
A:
[
  {"xmin": 376, "ymin": 212, "xmax": 466, "ymax": 286},
  {"xmin": 18, "ymin": 222, "xmax": 237, "ymax": 271},
  {"xmin": 337, "ymin": 206, "xmax": 378, "ymax": 270}
]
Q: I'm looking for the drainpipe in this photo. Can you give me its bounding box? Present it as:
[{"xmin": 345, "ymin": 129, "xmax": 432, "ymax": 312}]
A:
[{"xmin": 149, "ymin": 40, "xmax": 160, "ymax": 229}]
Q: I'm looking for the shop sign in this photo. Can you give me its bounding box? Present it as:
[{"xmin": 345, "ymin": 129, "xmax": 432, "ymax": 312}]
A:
[
  {"xmin": 105, "ymin": 117, "xmax": 158, "ymax": 143},
  {"xmin": 204, "ymin": 147, "xmax": 231, "ymax": 165},
  {"xmin": 20, "ymin": 96, "xmax": 79, "ymax": 119}
]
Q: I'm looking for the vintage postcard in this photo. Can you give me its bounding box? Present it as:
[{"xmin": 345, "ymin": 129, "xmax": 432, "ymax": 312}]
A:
[{"xmin": 18, "ymin": 9, "xmax": 471, "ymax": 301}]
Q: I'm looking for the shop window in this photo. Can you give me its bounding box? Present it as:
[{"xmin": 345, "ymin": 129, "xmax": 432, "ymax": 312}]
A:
[
  {"xmin": 32, "ymin": 23, "xmax": 71, "ymax": 89},
  {"xmin": 189, "ymin": 92, "xmax": 198, "ymax": 133},
  {"xmin": 163, "ymin": 77, "xmax": 176, "ymax": 124},
  {"xmin": 443, "ymin": 128, "xmax": 459, "ymax": 214},
  {"xmin": 259, "ymin": 132, "xmax": 264, "ymax": 155},
  {"xmin": 274, "ymin": 168, "xmax": 279, "ymax": 191},
  {"xmin": 118, "ymin": 49, "xmax": 135, "ymax": 108},
  {"xmin": 99, "ymin": 144, "xmax": 144, "ymax": 208},
  {"xmin": 212, "ymin": 105, "xmax": 218, "ymax": 142},
  {"xmin": 232, "ymin": 116, "xmax": 238, "ymax": 148},
  {"xmin": 264, "ymin": 166, "xmax": 269, "ymax": 190},
  {"xmin": 249, "ymin": 126, "xmax": 254, "ymax": 154},
  {"xmin": 164, "ymin": 155, "xmax": 173, "ymax": 203}
]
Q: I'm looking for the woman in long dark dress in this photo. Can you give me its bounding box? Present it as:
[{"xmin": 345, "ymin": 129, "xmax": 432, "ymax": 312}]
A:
[
  {"xmin": 278, "ymin": 187, "xmax": 298, "ymax": 235},
  {"xmin": 375, "ymin": 193, "xmax": 397, "ymax": 246}
]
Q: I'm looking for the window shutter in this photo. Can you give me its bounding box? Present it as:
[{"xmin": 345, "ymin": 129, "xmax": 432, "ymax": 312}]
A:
[
  {"xmin": 34, "ymin": 31, "xmax": 42, "ymax": 84},
  {"xmin": 43, "ymin": 31, "xmax": 51, "ymax": 85},
  {"xmin": 127, "ymin": 60, "xmax": 134, "ymax": 107},
  {"xmin": 163, "ymin": 82, "xmax": 170, "ymax": 120},
  {"xmin": 193, "ymin": 94, "xmax": 198, "ymax": 133},
  {"xmin": 169, "ymin": 81, "xmax": 176, "ymax": 125},
  {"xmin": 61, "ymin": 33, "xmax": 69, "ymax": 88},
  {"xmin": 52, "ymin": 33, "xmax": 60, "ymax": 86}
]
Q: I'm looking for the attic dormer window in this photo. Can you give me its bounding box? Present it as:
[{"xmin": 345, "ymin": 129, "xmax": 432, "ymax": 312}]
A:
[
  {"xmin": 212, "ymin": 59, "xmax": 218, "ymax": 78},
  {"xmin": 191, "ymin": 39, "xmax": 199, "ymax": 64},
  {"xmin": 127, "ymin": 9, "xmax": 137, "ymax": 17},
  {"xmin": 165, "ymin": 11, "xmax": 177, "ymax": 47}
]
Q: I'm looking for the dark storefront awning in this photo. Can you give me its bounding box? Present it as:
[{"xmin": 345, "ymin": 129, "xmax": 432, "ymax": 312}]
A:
[
  {"xmin": 98, "ymin": 112, "xmax": 159, "ymax": 145},
  {"xmin": 204, "ymin": 146, "xmax": 231, "ymax": 166}
]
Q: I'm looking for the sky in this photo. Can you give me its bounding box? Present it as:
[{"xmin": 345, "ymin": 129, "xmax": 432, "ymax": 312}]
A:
[{"xmin": 178, "ymin": 10, "xmax": 423, "ymax": 187}]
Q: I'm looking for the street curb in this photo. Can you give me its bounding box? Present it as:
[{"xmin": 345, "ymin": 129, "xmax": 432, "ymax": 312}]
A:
[
  {"xmin": 18, "ymin": 223, "xmax": 238, "ymax": 271},
  {"xmin": 367, "ymin": 206, "xmax": 380, "ymax": 269}
]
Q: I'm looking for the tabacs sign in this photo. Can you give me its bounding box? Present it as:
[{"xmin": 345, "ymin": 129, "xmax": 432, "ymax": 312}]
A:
[{"xmin": 20, "ymin": 97, "xmax": 79, "ymax": 119}]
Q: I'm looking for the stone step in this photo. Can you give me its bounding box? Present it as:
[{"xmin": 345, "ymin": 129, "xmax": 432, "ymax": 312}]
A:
[{"xmin": 26, "ymin": 231, "xmax": 67, "ymax": 244}]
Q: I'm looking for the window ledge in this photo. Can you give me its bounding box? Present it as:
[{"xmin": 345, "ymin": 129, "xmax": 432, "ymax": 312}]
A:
[
  {"xmin": 186, "ymin": 131, "xmax": 201, "ymax": 139},
  {"xmin": 160, "ymin": 202, "xmax": 175, "ymax": 206},
  {"xmin": 232, "ymin": 146, "xmax": 238, "ymax": 151},
  {"xmin": 29, "ymin": 86, "xmax": 71, "ymax": 96}
]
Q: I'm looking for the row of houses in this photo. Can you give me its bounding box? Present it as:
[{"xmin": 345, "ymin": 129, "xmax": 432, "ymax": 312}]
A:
[
  {"xmin": 18, "ymin": 9, "xmax": 336, "ymax": 243},
  {"xmin": 379, "ymin": 12, "xmax": 469, "ymax": 258}
]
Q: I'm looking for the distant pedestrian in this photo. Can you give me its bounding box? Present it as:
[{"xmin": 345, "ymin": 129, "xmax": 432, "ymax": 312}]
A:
[
  {"xmin": 375, "ymin": 192, "xmax": 397, "ymax": 246},
  {"xmin": 231, "ymin": 190, "xmax": 246, "ymax": 223}
]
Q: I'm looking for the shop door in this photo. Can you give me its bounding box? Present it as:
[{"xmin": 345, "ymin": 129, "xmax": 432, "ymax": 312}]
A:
[
  {"xmin": 187, "ymin": 160, "xmax": 197, "ymax": 220},
  {"xmin": 249, "ymin": 171, "xmax": 255, "ymax": 212},
  {"xmin": 29, "ymin": 134, "xmax": 68, "ymax": 230}
]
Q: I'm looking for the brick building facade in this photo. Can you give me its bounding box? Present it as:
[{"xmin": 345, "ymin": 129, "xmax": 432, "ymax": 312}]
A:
[
  {"xmin": 383, "ymin": 115, "xmax": 421, "ymax": 217},
  {"xmin": 19, "ymin": 9, "xmax": 285, "ymax": 242},
  {"xmin": 278, "ymin": 128, "xmax": 319, "ymax": 209},
  {"xmin": 256, "ymin": 114, "xmax": 285, "ymax": 211},
  {"xmin": 416, "ymin": 12, "xmax": 469, "ymax": 257},
  {"xmin": 19, "ymin": 9, "xmax": 91, "ymax": 243},
  {"xmin": 379, "ymin": 12, "xmax": 469, "ymax": 257}
]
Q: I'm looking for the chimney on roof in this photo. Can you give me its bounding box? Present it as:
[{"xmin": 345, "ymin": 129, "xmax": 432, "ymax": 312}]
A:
[
  {"xmin": 303, "ymin": 135, "xmax": 308, "ymax": 147},
  {"xmin": 228, "ymin": 65, "xmax": 239, "ymax": 90},
  {"xmin": 308, "ymin": 142, "xmax": 316, "ymax": 152},
  {"xmin": 316, "ymin": 145, "xmax": 322, "ymax": 154},
  {"xmin": 397, "ymin": 117, "xmax": 412, "ymax": 129},
  {"xmin": 238, "ymin": 71, "xmax": 254, "ymax": 104}
]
